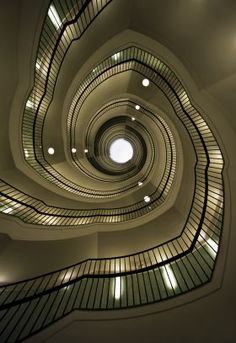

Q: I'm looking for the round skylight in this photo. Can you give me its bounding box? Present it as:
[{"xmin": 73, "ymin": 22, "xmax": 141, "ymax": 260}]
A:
[
  {"xmin": 109, "ymin": 138, "xmax": 133, "ymax": 164},
  {"xmin": 142, "ymin": 78, "xmax": 150, "ymax": 87},
  {"xmin": 48, "ymin": 147, "xmax": 55, "ymax": 155}
]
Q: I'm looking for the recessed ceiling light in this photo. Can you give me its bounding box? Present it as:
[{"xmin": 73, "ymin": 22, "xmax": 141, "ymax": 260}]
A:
[
  {"xmin": 114, "ymin": 276, "xmax": 121, "ymax": 300},
  {"xmin": 138, "ymin": 181, "xmax": 143, "ymax": 186},
  {"xmin": 35, "ymin": 60, "xmax": 47, "ymax": 77},
  {"xmin": 48, "ymin": 5, "xmax": 62, "ymax": 30},
  {"xmin": 135, "ymin": 105, "xmax": 140, "ymax": 110},
  {"xmin": 84, "ymin": 148, "xmax": 88, "ymax": 153},
  {"xmin": 112, "ymin": 52, "xmax": 121, "ymax": 61},
  {"xmin": 35, "ymin": 61, "xmax": 41, "ymax": 70},
  {"xmin": 26, "ymin": 100, "xmax": 34, "ymax": 109},
  {"xmin": 24, "ymin": 149, "xmax": 29, "ymax": 158},
  {"xmin": 48, "ymin": 147, "xmax": 55, "ymax": 155},
  {"xmin": 131, "ymin": 117, "xmax": 136, "ymax": 121},
  {"xmin": 2, "ymin": 207, "xmax": 13, "ymax": 214},
  {"xmin": 142, "ymin": 78, "xmax": 150, "ymax": 87},
  {"xmin": 144, "ymin": 195, "xmax": 151, "ymax": 203},
  {"xmin": 71, "ymin": 148, "xmax": 76, "ymax": 153},
  {"xmin": 162, "ymin": 265, "xmax": 178, "ymax": 289}
]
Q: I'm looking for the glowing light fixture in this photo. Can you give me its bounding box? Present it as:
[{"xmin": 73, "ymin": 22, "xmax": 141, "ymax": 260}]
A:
[
  {"xmin": 131, "ymin": 117, "xmax": 136, "ymax": 121},
  {"xmin": 26, "ymin": 100, "xmax": 34, "ymax": 109},
  {"xmin": 207, "ymin": 238, "xmax": 218, "ymax": 257},
  {"xmin": 48, "ymin": 147, "xmax": 55, "ymax": 155},
  {"xmin": 35, "ymin": 60, "xmax": 47, "ymax": 77},
  {"xmin": 135, "ymin": 104, "xmax": 140, "ymax": 110},
  {"xmin": 200, "ymin": 232, "xmax": 219, "ymax": 258},
  {"xmin": 48, "ymin": 5, "xmax": 62, "ymax": 30},
  {"xmin": 24, "ymin": 149, "xmax": 29, "ymax": 158},
  {"xmin": 142, "ymin": 78, "xmax": 150, "ymax": 87},
  {"xmin": 138, "ymin": 181, "xmax": 143, "ymax": 186},
  {"xmin": 2, "ymin": 207, "xmax": 13, "ymax": 214},
  {"xmin": 109, "ymin": 138, "xmax": 133, "ymax": 164},
  {"xmin": 144, "ymin": 195, "xmax": 151, "ymax": 203},
  {"xmin": 162, "ymin": 264, "xmax": 177, "ymax": 289},
  {"xmin": 112, "ymin": 52, "xmax": 121, "ymax": 61},
  {"xmin": 208, "ymin": 238, "xmax": 218, "ymax": 252},
  {"xmin": 115, "ymin": 276, "xmax": 121, "ymax": 300},
  {"xmin": 84, "ymin": 148, "xmax": 88, "ymax": 153},
  {"xmin": 35, "ymin": 61, "xmax": 41, "ymax": 70},
  {"xmin": 71, "ymin": 148, "xmax": 76, "ymax": 153}
]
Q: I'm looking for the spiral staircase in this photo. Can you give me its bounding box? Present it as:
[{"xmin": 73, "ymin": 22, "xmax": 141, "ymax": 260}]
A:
[{"xmin": 0, "ymin": 0, "xmax": 235, "ymax": 342}]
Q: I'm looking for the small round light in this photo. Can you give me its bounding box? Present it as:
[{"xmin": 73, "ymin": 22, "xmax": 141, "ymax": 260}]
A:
[
  {"xmin": 135, "ymin": 105, "xmax": 140, "ymax": 110},
  {"xmin": 71, "ymin": 148, "xmax": 76, "ymax": 153},
  {"xmin": 142, "ymin": 78, "xmax": 150, "ymax": 87},
  {"xmin": 84, "ymin": 148, "xmax": 88, "ymax": 153},
  {"xmin": 144, "ymin": 195, "xmax": 151, "ymax": 203},
  {"xmin": 131, "ymin": 117, "xmax": 136, "ymax": 121},
  {"xmin": 138, "ymin": 181, "xmax": 143, "ymax": 186},
  {"xmin": 24, "ymin": 149, "xmax": 29, "ymax": 158},
  {"xmin": 48, "ymin": 147, "xmax": 55, "ymax": 155}
]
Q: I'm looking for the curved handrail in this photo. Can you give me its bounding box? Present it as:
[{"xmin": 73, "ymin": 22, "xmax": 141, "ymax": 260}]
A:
[
  {"xmin": 0, "ymin": 0, "xmax": 224, "ymax": 341},
  {"xmin": 1, "ymin": 98, "xmax": 175, "ymax": 225}
]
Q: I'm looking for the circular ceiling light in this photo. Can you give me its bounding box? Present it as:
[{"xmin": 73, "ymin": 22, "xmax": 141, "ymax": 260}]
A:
[
  {"xmin": 144, "ymin": 195, "xmax": 151, "ymax": 203},
  {"xmin": 84, "ymin": 148, "xmax": 88, "ymax": 153},
  {"xmin": 131, "ymin": 117, "xmax": 136, "ymax": 121},
  {"xmin": 109, "ymin": 138, "xmax": 133, "ymax": 164},
  {"xmin": 142, "ymin": 78, "xmax": 150, "ymax": 87},
  {"xmin": 71, "ymin": 148, "xmax": 77, "ymax": 153},
  {"xmin": 135, "ymin": 104, "xmax": 140, "ymax": 110},
  {"xmin": 48, "ymin": 147, "xmax": 55, "ymax": 155}
]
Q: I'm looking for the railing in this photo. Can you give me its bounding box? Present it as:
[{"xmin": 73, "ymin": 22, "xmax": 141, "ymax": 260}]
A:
[
  {"xmin": 22, "ymin": 0, "xmax": 113, "ymax": 198},
  {"xmin": 0, "ymin": 98, "xmax": 175, "ymax": 225},
  {"xmin": 0, "ymin": 0, "xmax": 225, "ymax": 341},
  {"xmin": 0, "ymin": 214, "xmax": 222, "ymax": 341},
  {"xmin": 3, "ymin": 39, "xmax": 224, "ymax": 226},
  {"xmin": 20, "ymin": 0, "xmax": 224, "ymax": 229}
]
